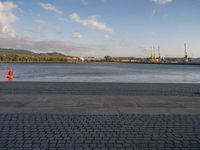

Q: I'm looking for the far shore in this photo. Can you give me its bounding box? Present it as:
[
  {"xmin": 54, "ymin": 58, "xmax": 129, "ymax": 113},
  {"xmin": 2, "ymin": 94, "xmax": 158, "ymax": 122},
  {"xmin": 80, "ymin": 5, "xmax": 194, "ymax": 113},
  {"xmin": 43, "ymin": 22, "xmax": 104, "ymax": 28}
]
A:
[{"xmin": 1, "ymin": 61, "xmax": 200, "ymax": 65}]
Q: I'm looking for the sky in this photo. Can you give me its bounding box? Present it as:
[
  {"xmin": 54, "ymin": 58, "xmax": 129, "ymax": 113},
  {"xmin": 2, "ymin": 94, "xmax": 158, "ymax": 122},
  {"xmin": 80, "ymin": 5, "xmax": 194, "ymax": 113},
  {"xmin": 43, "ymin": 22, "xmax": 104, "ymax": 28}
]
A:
[{"xmin": 0, "ymin": 0, "xmax": 200, "ymax": 57}]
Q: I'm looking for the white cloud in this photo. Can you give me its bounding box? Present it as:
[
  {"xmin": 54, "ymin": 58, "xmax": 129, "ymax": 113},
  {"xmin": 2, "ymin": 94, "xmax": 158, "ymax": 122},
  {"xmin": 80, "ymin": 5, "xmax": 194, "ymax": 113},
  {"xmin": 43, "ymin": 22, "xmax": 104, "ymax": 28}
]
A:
[
  {"xmin": 80, "ymin": 0, "xmax": 108, "ymax": 5},
  {"xmin": 0, "ymin": 1, "xmax": 18, "ymax": 38},
  {"xmin": 35, "ymin": 19, "xmax": 60, "ymax": 29},
  {"xmin": 152, "ymin": 0, "xmax": 173, "ymax": 5},
  {"xmin": 38, "ymin": 2, "xmax": 63, "ymax": 15},
  {"xmin": 104, "ymin": 34, "xmax": 109, "ymax": 39},
  {"xmin": 33, "ymin": 19, "xmax": 63, "ymax": 37},
  {"xmin": 35, "ymin": 19, "xmax": 47, "ymax": 25},
  {"xmin": 72, "ymin": 31, "xmax": 84, "ymax": 39},
  {"xmin": 35, "ymin": 19, "xmax": 59, "ymax": 29},
  {"xmin": 80, "ymin": 0, "xmax": 89, "ymax": 5},
  {"xmin": 0, "ymin": 37, "xmax": 105, "ymax": 56},
  {"xmin": 69, "ymin": 12, "xmax": 113, "ymax": 33}
]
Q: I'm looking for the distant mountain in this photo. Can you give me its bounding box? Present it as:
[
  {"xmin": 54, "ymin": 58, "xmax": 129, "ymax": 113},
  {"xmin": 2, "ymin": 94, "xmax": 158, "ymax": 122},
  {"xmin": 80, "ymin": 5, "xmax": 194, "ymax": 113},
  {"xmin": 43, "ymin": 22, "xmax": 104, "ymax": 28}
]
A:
[
  {"xmin": 0, "ymin": 48, "xmax": 68, "ymax": 58},
  {"xmin": 0, "ymin": 48, "xmax": 36, "ymax": 55},
  {"xmin": 38, "ymin": 52, "xmax": 68, "ymax": 58}
]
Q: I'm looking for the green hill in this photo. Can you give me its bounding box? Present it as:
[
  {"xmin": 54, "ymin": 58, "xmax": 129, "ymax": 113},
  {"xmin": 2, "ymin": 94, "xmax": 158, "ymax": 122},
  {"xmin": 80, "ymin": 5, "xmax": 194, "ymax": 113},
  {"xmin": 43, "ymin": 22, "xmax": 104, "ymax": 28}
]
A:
[
  {"xmin": 0, "ymin": 48, "xmax": 36, "ymax": 55},
  {"xmin": 0, "ymin": 48, "xmax": 68, "ymax": 57},
  {"xmin": 38, "ymin": 52, "xmax": 67, "ymax": 58},
  {"xmin": 0, "ymin": 48, "xmax": 76, "ymax": 62}
]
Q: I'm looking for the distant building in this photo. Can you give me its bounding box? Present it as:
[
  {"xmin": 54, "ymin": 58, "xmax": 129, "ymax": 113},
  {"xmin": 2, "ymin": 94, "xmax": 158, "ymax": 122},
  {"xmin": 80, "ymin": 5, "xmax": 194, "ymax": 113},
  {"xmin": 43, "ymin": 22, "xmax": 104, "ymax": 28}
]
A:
[
  {"xmin": 84, "ymin": 57, "xmax": 104, "ymax": 62},
  {"xmin": 191, "ymin": 58, "xmax": 200, "ymax": 64},
  {"xmin": 79, "ymin": 57, "xmax": 85, "ymax": 62},
  {"xmin": 162, "ymin": 58, "xmax": 168, "ymax": 63}
]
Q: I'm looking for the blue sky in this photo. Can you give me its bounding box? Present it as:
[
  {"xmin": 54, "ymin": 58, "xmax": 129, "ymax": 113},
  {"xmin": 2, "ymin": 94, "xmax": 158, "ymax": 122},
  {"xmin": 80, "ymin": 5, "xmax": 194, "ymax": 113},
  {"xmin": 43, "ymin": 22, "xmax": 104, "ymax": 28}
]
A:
[{"xmin": 0, "ymin": 0, "xmax": 200, "ymax": 57}]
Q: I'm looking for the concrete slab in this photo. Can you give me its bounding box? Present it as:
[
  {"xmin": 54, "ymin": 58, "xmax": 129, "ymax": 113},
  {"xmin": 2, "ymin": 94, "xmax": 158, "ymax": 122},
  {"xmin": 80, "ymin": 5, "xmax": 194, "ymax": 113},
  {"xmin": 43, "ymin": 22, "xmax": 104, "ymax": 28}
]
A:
[{"xmin": 0, "ymin": 95, "xmax": 200, "ymax": 114}]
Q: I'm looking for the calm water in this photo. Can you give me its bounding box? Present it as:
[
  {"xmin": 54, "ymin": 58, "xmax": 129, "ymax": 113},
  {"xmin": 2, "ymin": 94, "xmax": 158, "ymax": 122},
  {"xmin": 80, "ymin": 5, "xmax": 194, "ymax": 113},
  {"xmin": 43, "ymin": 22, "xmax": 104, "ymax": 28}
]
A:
[{"xmin": 0, "ymin": 63, "xmax": 200, "ymax": 83}]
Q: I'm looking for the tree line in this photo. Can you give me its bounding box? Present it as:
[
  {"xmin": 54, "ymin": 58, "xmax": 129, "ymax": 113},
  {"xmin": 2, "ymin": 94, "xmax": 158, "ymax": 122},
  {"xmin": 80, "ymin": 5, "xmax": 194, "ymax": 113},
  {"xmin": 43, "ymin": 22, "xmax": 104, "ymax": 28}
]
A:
[{"xmin": 0, "ymin": 55, "xmax": 71, "ymax": 62}]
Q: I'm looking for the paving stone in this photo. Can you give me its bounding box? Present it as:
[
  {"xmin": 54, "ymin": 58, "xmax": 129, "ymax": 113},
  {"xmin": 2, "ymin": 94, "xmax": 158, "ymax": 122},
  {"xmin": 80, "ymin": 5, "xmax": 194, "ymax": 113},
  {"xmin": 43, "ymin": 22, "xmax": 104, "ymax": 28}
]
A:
[{"xmin": 0, "ymin": 114, "xmax": 199, "ymax": 149}]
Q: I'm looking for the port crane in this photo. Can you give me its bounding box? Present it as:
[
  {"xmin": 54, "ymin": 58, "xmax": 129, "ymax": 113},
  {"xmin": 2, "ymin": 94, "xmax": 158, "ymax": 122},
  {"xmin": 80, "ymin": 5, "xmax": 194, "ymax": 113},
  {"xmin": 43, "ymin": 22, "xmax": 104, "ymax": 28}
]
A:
[{"xmin": 184, "ymin": 43, "xmax": 189, "ymax": 63}]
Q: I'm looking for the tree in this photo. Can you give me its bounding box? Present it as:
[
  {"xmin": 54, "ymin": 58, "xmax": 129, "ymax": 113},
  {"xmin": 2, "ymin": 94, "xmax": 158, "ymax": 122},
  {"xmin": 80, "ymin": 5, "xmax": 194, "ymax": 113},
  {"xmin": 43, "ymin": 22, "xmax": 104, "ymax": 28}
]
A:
[{"xmin": 104, "ymin": 56, "xmax": 112, "ymax": 62}]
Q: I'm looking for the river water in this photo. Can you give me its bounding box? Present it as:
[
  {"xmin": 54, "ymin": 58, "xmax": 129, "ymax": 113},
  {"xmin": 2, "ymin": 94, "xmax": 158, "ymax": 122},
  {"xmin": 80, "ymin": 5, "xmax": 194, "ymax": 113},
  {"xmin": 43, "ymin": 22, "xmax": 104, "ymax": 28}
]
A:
[{"xmin": 0, "ymin": 63, "xmax": 200, "ymax": 83}]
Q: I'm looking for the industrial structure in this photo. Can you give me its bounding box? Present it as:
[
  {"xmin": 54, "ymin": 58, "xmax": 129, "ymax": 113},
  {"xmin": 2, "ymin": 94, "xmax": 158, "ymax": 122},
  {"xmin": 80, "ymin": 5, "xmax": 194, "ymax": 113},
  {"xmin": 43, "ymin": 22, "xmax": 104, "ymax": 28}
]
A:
[
  {"xmin": 148, "ymin": 44, "xmax": 190, "ymax": 64},
  {"xmin": 150, "ymin": 46, "xmax": 162, "ymax": 64},
  {"xmin": 184, "ymin": 43, "xmax": 189, "ymax": 63}
]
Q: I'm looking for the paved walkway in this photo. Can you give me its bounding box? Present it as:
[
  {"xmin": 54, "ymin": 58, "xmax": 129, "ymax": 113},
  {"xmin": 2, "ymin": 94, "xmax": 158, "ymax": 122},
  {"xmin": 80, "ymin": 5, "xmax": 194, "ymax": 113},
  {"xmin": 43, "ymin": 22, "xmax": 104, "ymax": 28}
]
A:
[
  {"xmin": 0, "ymin": 82, "xmax": 200, "ymax": 149},
  {"xmin": 1, "ymin": 82, "xmax": 200, "ymax": 96},
  {"xmin": 0, "ymin": 95, "xmax": 200, "ymax": 114},
  {"xmin": 0, "ymin": 114, "xmax": 200, "ymax": 150}
]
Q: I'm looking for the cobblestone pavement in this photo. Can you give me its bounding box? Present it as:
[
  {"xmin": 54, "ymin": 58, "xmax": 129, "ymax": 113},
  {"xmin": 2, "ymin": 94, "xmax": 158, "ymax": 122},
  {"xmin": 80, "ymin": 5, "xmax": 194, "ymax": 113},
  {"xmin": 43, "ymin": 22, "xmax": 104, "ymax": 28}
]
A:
[{"xmin": 0, "ymin": 114, "xmax": 200, "ymax": 150}]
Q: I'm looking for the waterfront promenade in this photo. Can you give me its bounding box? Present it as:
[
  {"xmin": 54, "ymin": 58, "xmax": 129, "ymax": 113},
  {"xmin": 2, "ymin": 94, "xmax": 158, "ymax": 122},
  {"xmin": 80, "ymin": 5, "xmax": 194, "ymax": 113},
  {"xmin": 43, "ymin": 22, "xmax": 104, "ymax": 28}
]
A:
[{"xmin": 0, "ymin": 82, "xmax": 200, "ymax": 149}]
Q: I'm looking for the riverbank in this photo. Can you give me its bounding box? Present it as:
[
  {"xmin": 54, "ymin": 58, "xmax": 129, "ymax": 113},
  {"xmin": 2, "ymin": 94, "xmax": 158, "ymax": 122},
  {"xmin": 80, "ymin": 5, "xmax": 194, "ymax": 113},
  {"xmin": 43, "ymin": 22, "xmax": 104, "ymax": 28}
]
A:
[
  {"xmin": 2, "ymin": 61, "xmax": 200, "ymax": 65},
  {"xmin": 0, "ymin": 82, "xmax": 200, "ymax": 114}
]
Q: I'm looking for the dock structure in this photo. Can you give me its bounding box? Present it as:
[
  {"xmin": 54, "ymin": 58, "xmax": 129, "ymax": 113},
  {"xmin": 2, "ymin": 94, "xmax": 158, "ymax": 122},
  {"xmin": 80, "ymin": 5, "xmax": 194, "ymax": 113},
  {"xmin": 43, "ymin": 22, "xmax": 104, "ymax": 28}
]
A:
[
  {"xmin": 147, "ymin": 44, "xmax": 191, "ymax": 64},
  {"xmin": 149, "ymin": 46, "xmax": 162, "ymax": 64}
]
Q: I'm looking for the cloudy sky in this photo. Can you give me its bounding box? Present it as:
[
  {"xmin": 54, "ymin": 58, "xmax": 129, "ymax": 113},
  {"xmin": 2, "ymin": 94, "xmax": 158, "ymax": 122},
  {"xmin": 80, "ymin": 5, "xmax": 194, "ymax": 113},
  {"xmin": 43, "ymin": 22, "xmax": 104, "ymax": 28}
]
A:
[{"xmin": 0, "ymin": 0, "xmax": 200, "ymax": 57}]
